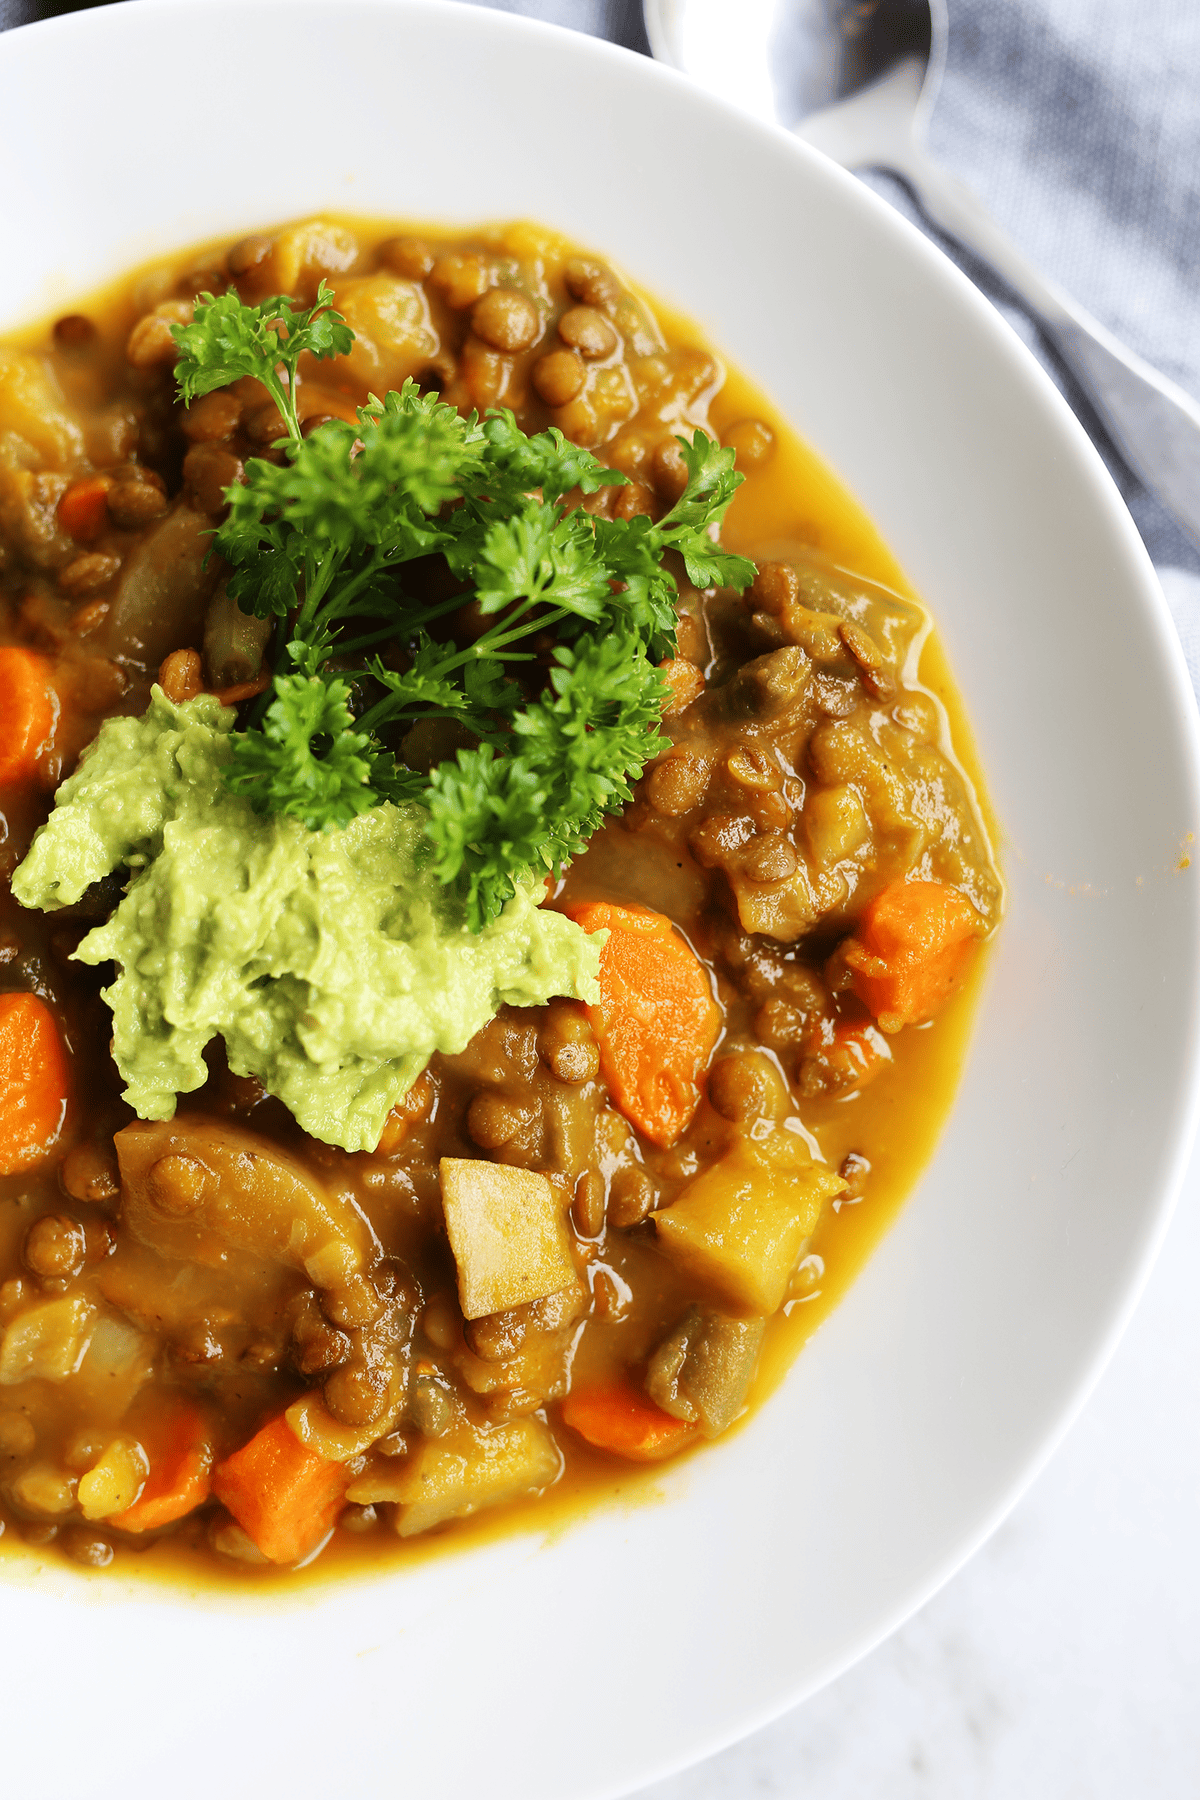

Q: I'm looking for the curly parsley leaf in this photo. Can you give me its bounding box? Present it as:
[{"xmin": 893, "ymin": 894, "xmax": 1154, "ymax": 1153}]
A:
[
  {"xmin": 223, "ymin": 674, "xmax": 378, "ymax": 830},
  {"xmin": 478, "ymin": 411, "xmax": 624, "ymax": 504},
  {"xmin": 650, "ymin": 432, "xmax": 758, "ymax": 592},
  {"xmin": 171, "ymin": 282, "xmax": 353, "ymax": 443},
  {"xmin": 423, "ymin": 626, "xmax": 670, "ymax": 924}
]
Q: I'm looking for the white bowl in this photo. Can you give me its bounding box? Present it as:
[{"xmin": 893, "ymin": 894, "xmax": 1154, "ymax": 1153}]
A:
[{"xmin": 2, "ymin": 3, "xmax": 1199, "ymax": 1796}]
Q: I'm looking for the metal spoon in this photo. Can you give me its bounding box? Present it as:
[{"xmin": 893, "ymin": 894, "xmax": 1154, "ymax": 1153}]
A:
[{"xmin": 644, "ymin": 0, "xmax": 1200, "ymax": 552}]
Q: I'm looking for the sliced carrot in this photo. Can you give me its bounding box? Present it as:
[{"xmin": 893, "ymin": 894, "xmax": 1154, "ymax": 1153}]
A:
[
  {"xmin": 561, "ymin": 1382, "xmax": 697, "ymax": 1463},
  {"xmin": 110, "ymin": 1402, "xmax": 214, "ymax": 1532},
  {"xmin": 565, "ymin": 901, "xmax": 720, "ymax": 1148},
  {"xmin": 56, "ymin": 475, "xmax": 111, "ymax": 542},
  {"xmin": 0, "ymin": 992, "xmax": 70, "ymax": 1176},
  {"xmin": 842, "ymin": 878, "xmax": 981, "ymax": 1031},
  {"xmin": 0, "ymin": 646, "xmax": 57, "ymax": 785},
  {"xmin": 211, "ymin": 1413, "xmax": 350, "ymax": 1565}
]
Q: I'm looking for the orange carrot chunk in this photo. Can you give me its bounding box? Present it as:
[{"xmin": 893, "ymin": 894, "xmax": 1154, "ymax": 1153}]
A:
[
  {"xmin": 561, "ymin": 1382, "xmax": 697, "ymax": 1463},
  {"xmin": 211, "ymin": 1414, "xmax": 349, "ymax": 1565},
  {"xmin": 56, "ymin": 474, "xmax": 111, "ymax": 542},
  {"xmin": 801, "ymin": 1015, "xmax": 893, "ymax": 1097},
  {"xmin": 0, "ymin": 646, "xmax": 57, "ymax": 785},
  {"xmin": 110, "ymin": 1404, "xmax": 214, "ymax": 1533},
  {"xmin": 843, "ymin": 878, "xmax": 981, "ymax": 1032},
  {"xmin": 565, "ymin": 901, "xmax": 720, "ymax": 1148},
  {"xmin": 0, "ymin": 992, "xmax": 70, "ymax": 1176}
]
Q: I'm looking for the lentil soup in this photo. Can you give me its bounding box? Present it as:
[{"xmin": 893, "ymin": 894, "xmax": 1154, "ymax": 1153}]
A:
[{"xmin": 0, "ymin": 217, "xmax": 1001, "ymax": 1582}]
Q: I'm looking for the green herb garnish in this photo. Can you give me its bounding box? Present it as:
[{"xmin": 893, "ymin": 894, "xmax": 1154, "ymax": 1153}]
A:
[{"xmin": 172, "ymin": 287, "xmax": 755, "ymax": 926}]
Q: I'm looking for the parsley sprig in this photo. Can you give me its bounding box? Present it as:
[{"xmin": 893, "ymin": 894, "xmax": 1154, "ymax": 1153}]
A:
[
  {"xmin": 171, "ymin": 288, "xmax": 755, "ymax": 925},
  {"xmin": 173, "ymin": 281, "xmax": 354, "ymax": 442}
]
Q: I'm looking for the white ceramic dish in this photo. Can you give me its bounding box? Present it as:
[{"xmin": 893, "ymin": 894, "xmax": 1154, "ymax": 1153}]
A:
[{"xmin": 2, "ymin": 3, "xmax": 1198, "ymax": 1796}]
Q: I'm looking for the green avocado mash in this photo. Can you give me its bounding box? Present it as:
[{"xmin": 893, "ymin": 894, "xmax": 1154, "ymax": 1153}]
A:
[{"xmin": 12, "ymin": 688, "xmax": 603, "ymax": 1152}]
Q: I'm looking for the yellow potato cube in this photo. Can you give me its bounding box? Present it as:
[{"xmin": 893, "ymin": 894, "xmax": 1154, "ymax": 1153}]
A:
[
  {"xmin": 439, "ymin": 1158, "xmax": 576, "ymax": 1320},
  {"xmin": 9, "ymin": 1462, "xmax": 77, "ymax": 1519},
  {"xmin": 0, "ymin": 346, "xmax": 85, "ymax": 467},
  {"xmin": 654, "ymin": 1134, "xmax": 845, "ymax": 1314},
  {"xmin": 332, "ymin": 272, "xmax": 438, "ymax": 394},
  {"xmin": 0, "ymin": 1294, "xmax": 96, "ymax": 1386},
  {"xmin": 265, "ymin": 219, "xmax": 359, "ymax": 295},
  {"xmin": 77, "ymin": 1435, "xmax": 150, "ymax": 1521},
  {"xmin": 389, "ymin": 1417, "xmax": 562, "ymax": 1538}
]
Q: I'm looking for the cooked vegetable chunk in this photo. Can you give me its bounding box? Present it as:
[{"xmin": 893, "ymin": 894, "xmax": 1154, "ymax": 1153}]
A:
[
  {"xmin": 0, "ymin": 646, "xmax": 57, "ymax": 785},
  {"xmin": 0, "ymin": 345, "xmax": 84, "ymax": 466},
  {"xmin": 109, "ymin": 1404, "xmax": 214, "ymax": 1532},
  {"xmin": 212, "ymin": 1413, "xmax": 350, "ymax": 1564},
  {"xmin": 440, "ymin": 1157, "xmax": 576, "ymax": 1319},
  {"xmin": 654, "ymin": 1135, "xmax": 844, "ymax": 1314},
  {"xmin": 103, "ymin": 503, "xmax": 222, "ymax": 668},
  {"xmin": 115, "ymin": 1116, "xmax": 378, "ymax": 1284},
  {"xmin": 560, "ymin": 1381, "xmax": 698, "ymax": 1461},
  {"xmin": 0, "ymin": 1293, "xmax": 95, "ymax": 1385},
  {"xmin": 0, "ymin": 991, "xmax": 70, "ymax": 1174},
  {"xmin": 77, "ymin": 1436, "xmax": 150, "ymax": 1521},
  {"xmin": 644, "ymin": 1305, "xmax": 766, "ymax": 1437},
  {"xmin": 840, "ymin": 878, "xmax": 982, "ymax": 1031},
  {"xmin": 565, "ymin": 901, "xmax": 721, "ymax": 1147},
  {"xmin": 389, "ymin": 1416, "xmax": 561, "ymax": 1536}
]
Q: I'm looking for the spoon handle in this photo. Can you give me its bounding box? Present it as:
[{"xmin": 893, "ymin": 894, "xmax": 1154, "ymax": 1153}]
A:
[{"xmin": 896, "ymin": 140, "xmax": 1200, "ymax": 550}]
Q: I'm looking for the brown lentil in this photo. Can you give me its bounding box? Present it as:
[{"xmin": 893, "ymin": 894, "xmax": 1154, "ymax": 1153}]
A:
[
  {"xmin": 106, "ymin": 469, "xmax": 169, "ymax": 528},
  {"xmin": 724, "ymin": 418, "xmax": 775, "ymax": 469},
  {"xmin": 471, "ymin": 286, "xmax": 540, "ymax": 353},
  {"xmin": 181, "ymin": 390, "xmax": 243, "ymax": 443},
  {"xmin": 377, "ymin": 236, "xmax": 435, "ymax": 279},
  {"xmin": 564, "ymin": 257, "xmax": 621, "ymax": 308},
  {"xmin": 608, "ymin": 1166, "xmax": 658, "ymax": 1229},
  {"xmin": 60, "ymin": 1142, "xmax": 120, "ymax": 1205},
  {"xmin": 532, "ymin": 348, "xmax": 586, "ymax": 407},
  {"xmin": 184, "ymin": 443, "xmax": 245, "ymax": 514},
  {"xmin": 23, "ymin": 1215, "xmax": 87, "ymax": 1283},
  {"xmin": 558, "ymin": 305, "xmax": 618, "ymax": 360},
  {"xmin": 59, "ymin": 553, "xmax": 120, "ymax": 597},
  {"xmin": 52, "ymin": 313, "xmax": 96, "ymax": 350}
]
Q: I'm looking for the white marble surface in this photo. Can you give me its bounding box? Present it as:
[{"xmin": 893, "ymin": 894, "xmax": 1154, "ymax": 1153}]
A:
[{"xmin": 638, "ymin": 1144, "xmax": 1200, "ymax": 1799}]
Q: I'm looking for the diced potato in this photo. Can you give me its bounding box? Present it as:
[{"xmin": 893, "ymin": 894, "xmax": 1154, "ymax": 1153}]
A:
[
  {"xmin": 803, "ymin": 783, "xmax": 870, "ymax": 871},
  {"xmin": 330, "ymin": 273, "xmax": 438, "ymax": 394},
  {"xmin": 0, "ymin": 1294, "xmax": 96, "ymax": 1385},
  {"xmin": 345, "ymin": 1465, "xmax": 412, "ymax": 1506},
  {"xmin": 264, "ymin": 219, "xmax": 359, "ymax": 297},
  {"xmin": 7, "ymin": 1462, "xmax": 77, "ymax": 1518},
  {"xmin": 389, "ymin": 1417, "xmax": 562, "ymax": 1538},
  {"xmin": 70, "ymin": 1314, "xmax": 155, "ymax": 1422},
  {"xmin": 653, "ymin": 1135, "xmax": 844, "ymax": 1314},
  {"xmin": 439, "ymin": 1158, "xmax": 576, "ymax": 1320},
  {"xmin": 645, "ymin": 1305, "xmax": 766, "ymax": 1438},
  {"xmin": 0, "ymin": 467, "xmax": 72, "ymax": 569},
  {"xmin": 0, "ymin": 347, "xmax": 85, "ymax": 468},
  {"xmin": 77, "ymin": 1435, "xmax": 150, "ymax": 1521},
  {"xmin": 103, "ymin": 503, "xmax": 223, "ymax": 669}
]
